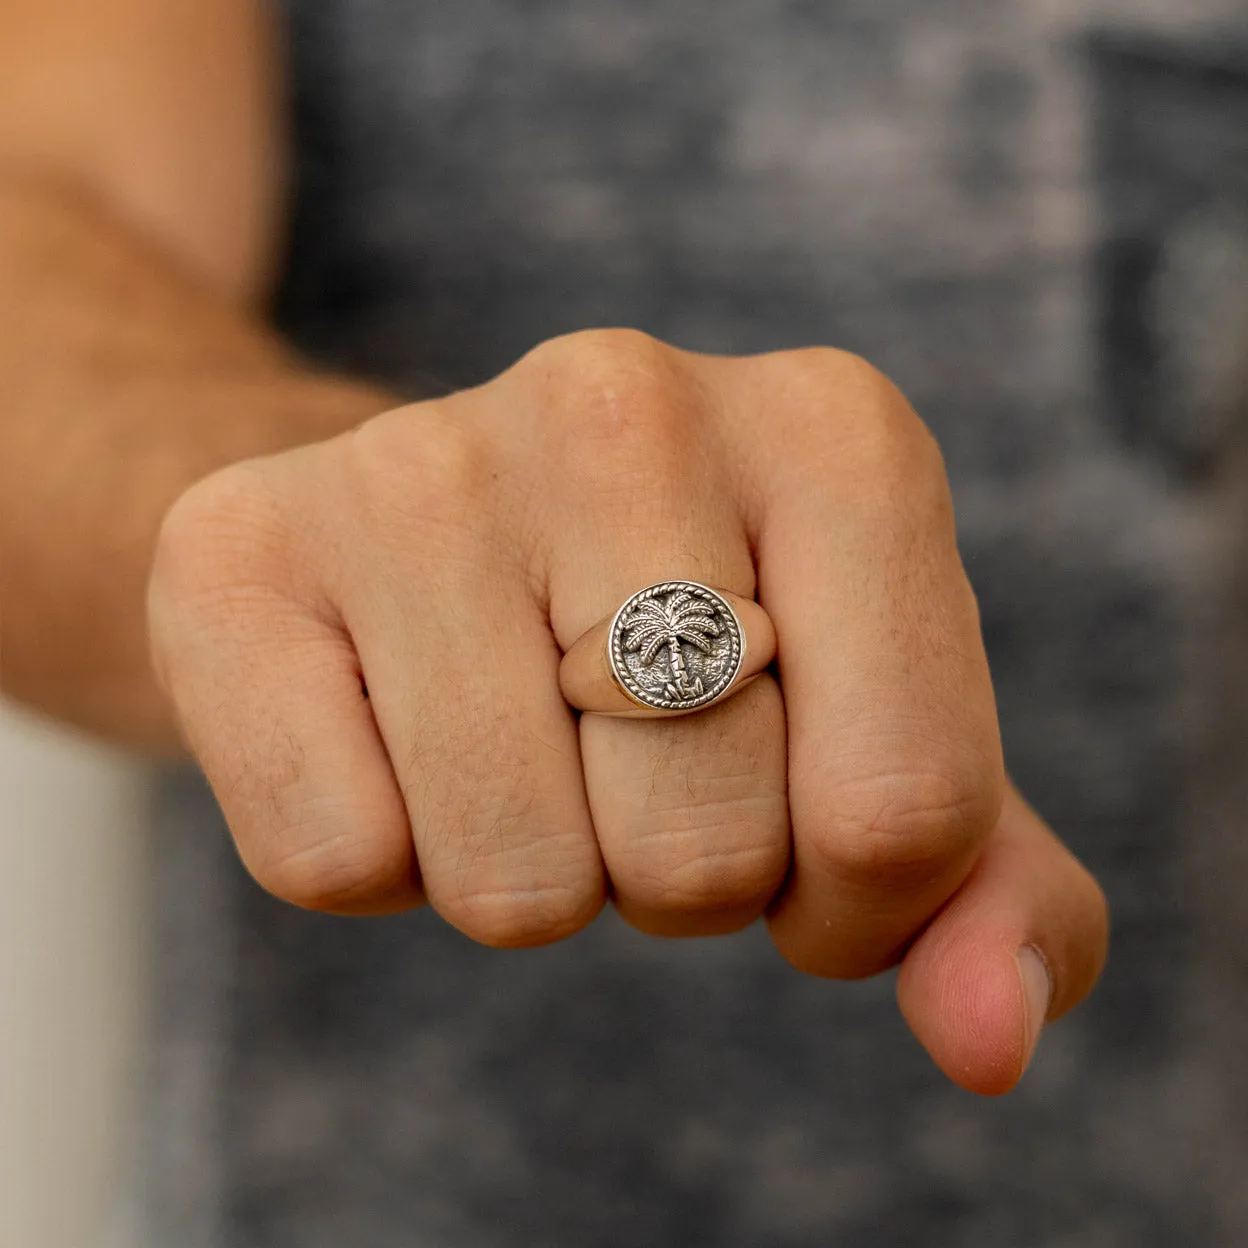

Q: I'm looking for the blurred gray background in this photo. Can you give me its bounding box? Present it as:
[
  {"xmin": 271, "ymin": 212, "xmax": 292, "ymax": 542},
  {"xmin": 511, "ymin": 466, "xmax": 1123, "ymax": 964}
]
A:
[
  {"xmin": 6, "ymin": 3, "xmax": 1248, "ymax": 1246},
  {"xmin": 152, "ymin": 3, "xmax": 1248, "ymax": 1245}
]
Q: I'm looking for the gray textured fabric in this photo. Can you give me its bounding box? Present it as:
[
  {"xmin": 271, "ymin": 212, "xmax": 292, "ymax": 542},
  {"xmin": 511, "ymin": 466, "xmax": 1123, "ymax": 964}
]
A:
[{"xmin": 146, "ymin": 5, "xmax": 1248, "ymax": 1245}]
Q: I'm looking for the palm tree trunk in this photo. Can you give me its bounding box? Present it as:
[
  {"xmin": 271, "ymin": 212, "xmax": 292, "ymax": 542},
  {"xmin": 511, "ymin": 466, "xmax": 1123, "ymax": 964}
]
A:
[{"xmin": 668, "ymin": 636, "xmax": 691, "ymax": 693}]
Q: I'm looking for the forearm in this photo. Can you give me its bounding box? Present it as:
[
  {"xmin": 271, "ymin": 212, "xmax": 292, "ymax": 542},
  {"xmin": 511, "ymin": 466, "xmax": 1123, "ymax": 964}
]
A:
[{"xmin": 0, "ymin": 174, "xmax": 395, "ymax": 751}]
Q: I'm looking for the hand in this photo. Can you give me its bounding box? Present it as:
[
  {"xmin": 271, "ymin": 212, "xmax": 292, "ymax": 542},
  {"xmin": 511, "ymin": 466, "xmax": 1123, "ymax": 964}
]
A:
[{"xmin": 148, "ymin": 329, "xmax": 1107, "ymax": 1094}]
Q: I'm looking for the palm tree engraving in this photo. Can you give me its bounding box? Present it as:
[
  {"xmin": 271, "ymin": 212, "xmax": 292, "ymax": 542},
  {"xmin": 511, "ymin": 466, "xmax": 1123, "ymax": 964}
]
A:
[{"xmin": 619, "ymin": 590, "xmax": 723, "ymax": 700}]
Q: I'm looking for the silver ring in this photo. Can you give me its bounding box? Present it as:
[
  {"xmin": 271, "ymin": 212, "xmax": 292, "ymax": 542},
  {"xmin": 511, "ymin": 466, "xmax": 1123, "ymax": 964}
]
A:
[{"xmin": 559, "ymin": 580, "xmax": 776, "ymax": 718}]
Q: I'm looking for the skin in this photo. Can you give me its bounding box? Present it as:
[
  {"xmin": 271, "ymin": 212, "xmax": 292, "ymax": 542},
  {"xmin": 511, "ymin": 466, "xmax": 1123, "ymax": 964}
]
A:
[{"xmin": 0, "ymin": 0, "xmax": 1108, "ymax": 1096}]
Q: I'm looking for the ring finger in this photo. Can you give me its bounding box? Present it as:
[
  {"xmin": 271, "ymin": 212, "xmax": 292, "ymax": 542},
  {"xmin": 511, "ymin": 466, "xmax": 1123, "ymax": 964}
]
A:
[{"xmin": 529, "ymin": 336, "xmax": 791, "ymax": 936}]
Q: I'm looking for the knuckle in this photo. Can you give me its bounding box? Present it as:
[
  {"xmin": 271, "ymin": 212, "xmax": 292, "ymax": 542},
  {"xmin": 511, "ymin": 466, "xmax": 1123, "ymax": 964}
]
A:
[
  {"xmin": 524, "ymin": 328, "xmax": 693, "ymax": 457},
  {"xmin": 633, "ymin": 836, "xmax": 788, "ymax": 915},
  {"xmin": 775, "ymin": 347, "xmax": 896, "ymax": 420},
  {"xmin": 149, "ymin": 463, "xmax": 291, "ymax": 624},
  {"xmin": 771, "ymin": 348, "xmax": 947, "ymax": 497},
  {"xmin": 347, "ymin": 402, "xmax": 487, "ymax": 527},
  {"xmin": 442, "ymin": 881, "xmax": 599, "ymax": 949},
  {"xmin": 405, "ymin": 708, "xmax": 605, "ymax": 948},
  {"xmin": 804, "ymin": 757, "xmax": 1001, "ymax": 890},
  {"xmin": 524, "ymin": 326, "xmax": 673, "ymax": 384},
  {"xmin": 251, "ymin": 826, "xmax": 410, "ymax": 913},
  {"xmin": 156, "ymin": 464, "xmax": 278, "ymax": 580}
]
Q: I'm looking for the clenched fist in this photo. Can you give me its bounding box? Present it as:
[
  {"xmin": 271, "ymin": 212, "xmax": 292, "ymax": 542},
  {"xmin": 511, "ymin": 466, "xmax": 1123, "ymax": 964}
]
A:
[{"xmin": 148, "ymin": 329, "xmax": 1107, "ymax": 1094}]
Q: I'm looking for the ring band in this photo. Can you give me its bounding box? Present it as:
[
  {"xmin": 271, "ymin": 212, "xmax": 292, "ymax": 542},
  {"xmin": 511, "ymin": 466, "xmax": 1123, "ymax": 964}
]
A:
[{"xmin": 559, "ymin": 580, "xmax": 776, "ymax": 717}]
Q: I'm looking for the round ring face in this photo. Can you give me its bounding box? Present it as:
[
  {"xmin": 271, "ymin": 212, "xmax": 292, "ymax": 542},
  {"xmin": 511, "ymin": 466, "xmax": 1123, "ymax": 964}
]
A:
[{"xmin": 608, "ymin": 581, "xmax": 744, "ymax": 712}]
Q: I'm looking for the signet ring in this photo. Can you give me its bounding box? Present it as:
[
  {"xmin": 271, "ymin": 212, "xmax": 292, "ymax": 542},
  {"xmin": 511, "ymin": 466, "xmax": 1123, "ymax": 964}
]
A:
[{"xmin": 559, "ymin": 580, "xmax": 776, "ymax": 717}]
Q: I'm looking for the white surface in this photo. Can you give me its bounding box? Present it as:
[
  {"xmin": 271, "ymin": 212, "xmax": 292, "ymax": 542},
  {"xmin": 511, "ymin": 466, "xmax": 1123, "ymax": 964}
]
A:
[{"xmin": 0, "ymin": 701, "xmax": 152, "ymax": 1248}]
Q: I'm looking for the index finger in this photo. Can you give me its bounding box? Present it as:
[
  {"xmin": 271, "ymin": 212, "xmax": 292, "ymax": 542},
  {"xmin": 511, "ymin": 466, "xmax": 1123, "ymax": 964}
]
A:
[{"xmin": 723, "ymin": 348, "xmax": 1005, "ymax": 978}]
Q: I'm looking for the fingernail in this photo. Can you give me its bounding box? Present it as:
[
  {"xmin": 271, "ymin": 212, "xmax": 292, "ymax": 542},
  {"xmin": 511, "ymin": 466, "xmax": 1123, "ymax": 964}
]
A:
[{"xmin": 1017, "ymin": 945, "xmax": 1051, "ymax": 1069}]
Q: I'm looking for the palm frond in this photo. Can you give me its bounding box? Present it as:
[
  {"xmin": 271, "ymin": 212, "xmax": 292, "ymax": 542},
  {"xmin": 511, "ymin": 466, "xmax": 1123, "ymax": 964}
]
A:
[
  {"xmin": 675, "ymin": 629, "xmax": 715, "ymax": 655},
  {"xmin": 674, "ymin": 616, "xmax": 721, "ymax": 636},
  {"xmin": 621, "ymin": 622, "xmax": 668, "ymax": 651},
  {"xmin": 640, "ymin": 633, "xmax": 670, "ymax": 665},
  {"xmin": 670, "ymin": 603, "xmax": 716, "ymax": 623},
  {"xmin": 625, "ymin": 600, "xmax": 670, "ymax": 627}
]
